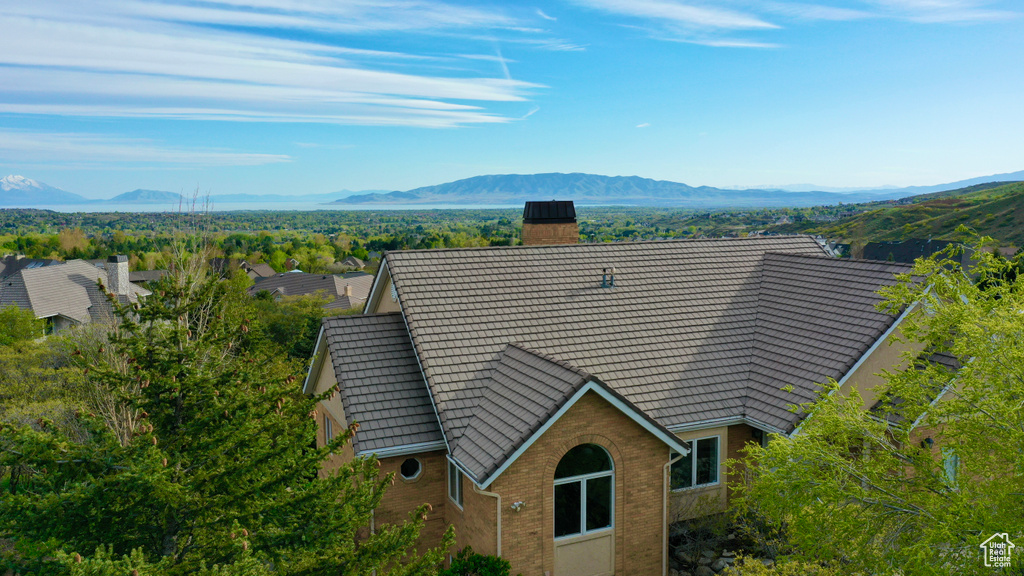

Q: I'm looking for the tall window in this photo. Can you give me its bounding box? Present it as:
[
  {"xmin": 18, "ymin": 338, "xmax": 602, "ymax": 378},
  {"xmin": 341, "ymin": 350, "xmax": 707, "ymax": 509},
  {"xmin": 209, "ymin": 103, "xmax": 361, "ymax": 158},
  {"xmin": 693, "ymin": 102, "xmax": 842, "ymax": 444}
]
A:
[
  {"xmin": 323, "ymin": 413, "xmax": 333, "ymax": 443},
  {"xmin": 448, "ymin": 461, "xmax": 464, "ymax": 508},
  {"xmin": 671, "ymin": 436, "xmax": 719, "ymax": 490},
  {"xmin": 554, "ymin": 444, "xmax": 613, "ymax": 538}
]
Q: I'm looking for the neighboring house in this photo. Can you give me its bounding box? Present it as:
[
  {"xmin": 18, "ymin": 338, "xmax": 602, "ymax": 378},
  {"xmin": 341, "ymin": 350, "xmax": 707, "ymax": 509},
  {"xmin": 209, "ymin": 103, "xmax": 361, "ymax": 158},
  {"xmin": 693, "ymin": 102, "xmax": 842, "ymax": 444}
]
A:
[
  {"xmin": 242, "ymin": 262, "xmax": 276, "ymax": 280},
  {"xmin": 0, "ymin": 255, "xmax": 60, "ymax": 279},
  {"xmin": 128, "ymin": 269, "xmax": 168, "ymax": 286},
  {"xmin": 0, "ymin": 256, "xmax": 149, "ymax": 333},
  {"xmin": 862, "ymin": 238, "xmax": 961, "ymax": 263},
  {"xmin": 339, "ymin": 256, "xmax": 365, "ymax": 269},
  {"xmin": 285, "ymin": 258, "xmax": 301, "ymax": 271},
  {"xmin": 249, "ymin": 271, "xmax": 373, "ymax": 310},
  {"xmin": 303, "ymin": 224, "xmax": 915, "ymax": 576}
]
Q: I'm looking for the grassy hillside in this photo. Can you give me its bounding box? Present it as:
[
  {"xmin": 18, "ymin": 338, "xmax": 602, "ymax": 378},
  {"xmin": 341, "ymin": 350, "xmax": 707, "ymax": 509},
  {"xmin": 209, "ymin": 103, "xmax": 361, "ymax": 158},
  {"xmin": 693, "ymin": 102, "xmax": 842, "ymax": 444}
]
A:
[{"xmin": 801, "ymin": 181, "xmax": 1024, "ymax": 249}]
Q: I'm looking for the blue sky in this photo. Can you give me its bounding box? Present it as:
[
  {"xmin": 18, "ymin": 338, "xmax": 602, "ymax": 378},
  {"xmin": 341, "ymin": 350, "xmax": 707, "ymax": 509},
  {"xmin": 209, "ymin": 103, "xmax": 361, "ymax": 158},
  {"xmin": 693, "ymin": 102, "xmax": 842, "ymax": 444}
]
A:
[{"xmin": 0, "ymin": 0, "xmax": 1022, "ymax": 198}]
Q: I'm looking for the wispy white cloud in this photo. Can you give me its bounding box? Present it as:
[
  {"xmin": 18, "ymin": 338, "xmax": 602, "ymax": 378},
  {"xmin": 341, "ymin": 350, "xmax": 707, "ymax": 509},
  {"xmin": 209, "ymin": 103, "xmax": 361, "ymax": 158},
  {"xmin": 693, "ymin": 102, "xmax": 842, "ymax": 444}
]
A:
[
  {"xmin": 537, "ymin": 8, "xmax": 558, "ymax": 21},
  {"xmin": 864, "ymin": 0, "xmax": 1018, "ymax": 22},
  {"xmin": 0, "ymin": 130, "xmax": 291, "ymax": 166},
  {"xmin": 636, "ymin": 122, "xmax": 650, "ymax": 128},
  {"xmin": 570, "ymin": 0, "xmax": 779, "ymax": 30},
  {"xmin": 0, "ymin": 0, "xmax": 556, "ymax": 128},
  {"xmin": 522, "ymin": 106, "xmax": 541, "ymax": 119},
  {"xmin": 572, "ymin": 0, "xmax": 1017, "ymax": 47}
]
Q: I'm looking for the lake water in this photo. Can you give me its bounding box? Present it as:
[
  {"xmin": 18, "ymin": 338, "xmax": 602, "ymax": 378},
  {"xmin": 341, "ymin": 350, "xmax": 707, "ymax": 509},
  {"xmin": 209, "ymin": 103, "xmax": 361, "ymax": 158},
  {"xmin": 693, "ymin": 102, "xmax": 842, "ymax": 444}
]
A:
[{"xmin": 26, "ymin": 202, "xmax": 527, "ymax": 213}]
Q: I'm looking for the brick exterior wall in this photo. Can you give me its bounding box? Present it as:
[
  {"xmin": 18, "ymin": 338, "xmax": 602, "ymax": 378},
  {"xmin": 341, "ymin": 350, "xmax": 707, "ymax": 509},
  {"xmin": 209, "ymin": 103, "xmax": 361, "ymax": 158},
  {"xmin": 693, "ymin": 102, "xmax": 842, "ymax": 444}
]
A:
[
  {"xmin": 521, "ymin": 222, "xmax": 580, "ymax": 246},
  {"xmin": 725, "ymin": 423, "xmax": 758, "ymax": 502},
  {"xmin": 481, "ymin": 391, "xmax": 669, "ymax": 576},
  {"xmin": 377, "ymin": 451, "xmax": 450, "ymax": 548}
]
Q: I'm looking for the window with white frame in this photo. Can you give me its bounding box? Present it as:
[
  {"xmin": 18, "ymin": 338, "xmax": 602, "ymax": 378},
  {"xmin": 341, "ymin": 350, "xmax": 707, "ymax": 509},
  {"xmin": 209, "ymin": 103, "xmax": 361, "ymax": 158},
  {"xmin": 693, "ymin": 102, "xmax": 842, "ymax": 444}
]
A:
[
  {"xmin": 554, "ymin": 444, "xmax": 614, "ymax": 539},
  {"xmin": 448, "ymin": 461, "xmax": 464, "ymax": 508},
  {"xmin": 323, "ymin": 413, "xmax": 333, "ymax": 443},
  {"xmin": 671, "ymin": 436, "xmax": 719, "ymax": 490}
]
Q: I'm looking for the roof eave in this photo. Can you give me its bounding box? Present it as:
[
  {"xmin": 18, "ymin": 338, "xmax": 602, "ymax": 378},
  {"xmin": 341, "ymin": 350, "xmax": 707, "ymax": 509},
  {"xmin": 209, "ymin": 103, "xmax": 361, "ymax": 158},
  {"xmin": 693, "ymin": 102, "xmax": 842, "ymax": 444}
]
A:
[{"xmin": 474, "ymin": 379, "xmax": 690, "ymax": 490}]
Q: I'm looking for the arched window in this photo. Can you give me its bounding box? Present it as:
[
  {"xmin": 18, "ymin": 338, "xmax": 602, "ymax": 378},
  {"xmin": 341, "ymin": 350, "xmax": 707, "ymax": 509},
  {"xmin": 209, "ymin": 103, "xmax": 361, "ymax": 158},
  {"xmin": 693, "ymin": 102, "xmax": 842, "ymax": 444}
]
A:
[{"xmin": 554, "ymin": 444, "xmax": 613, "ymax": 538}]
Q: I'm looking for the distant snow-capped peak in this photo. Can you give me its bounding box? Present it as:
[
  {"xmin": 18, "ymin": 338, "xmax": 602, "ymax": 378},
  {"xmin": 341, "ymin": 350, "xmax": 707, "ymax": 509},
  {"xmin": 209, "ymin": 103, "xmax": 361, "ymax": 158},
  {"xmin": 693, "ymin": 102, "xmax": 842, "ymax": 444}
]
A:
[{"xmin": 1, "ymin": 175, "xmax": 46, "ymax": 191}]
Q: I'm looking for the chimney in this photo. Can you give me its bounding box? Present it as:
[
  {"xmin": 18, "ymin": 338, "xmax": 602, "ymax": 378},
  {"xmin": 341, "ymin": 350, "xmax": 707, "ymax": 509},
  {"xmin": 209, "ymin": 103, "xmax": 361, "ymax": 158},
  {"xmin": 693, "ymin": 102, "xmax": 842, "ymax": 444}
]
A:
[
  {"xmin": 107, "ymin": 255, "xmax": 129, "ymax": 296},
  {"xmin": 344, "ymin": 284, "xmax": 353, "ymax": 297},
  {"xmin": 521, "ymin": 200, "xmax": 578, "ymax": 246}
]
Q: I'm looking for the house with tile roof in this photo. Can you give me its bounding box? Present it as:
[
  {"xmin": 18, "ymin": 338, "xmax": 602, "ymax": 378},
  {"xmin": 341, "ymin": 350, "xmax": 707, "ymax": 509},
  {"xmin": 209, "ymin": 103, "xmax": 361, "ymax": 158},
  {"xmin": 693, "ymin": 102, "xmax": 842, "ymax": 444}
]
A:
[
  {"xmin": 303, "ymin": 217, "xmax": 918, "ymax": 576},
  {"xmin": 0, "ymin": 256, "xmax": 149, "ymax": 333},
  {"xmin": 250, "ymin": 271, "xmax": 373, "ymax": 310}
]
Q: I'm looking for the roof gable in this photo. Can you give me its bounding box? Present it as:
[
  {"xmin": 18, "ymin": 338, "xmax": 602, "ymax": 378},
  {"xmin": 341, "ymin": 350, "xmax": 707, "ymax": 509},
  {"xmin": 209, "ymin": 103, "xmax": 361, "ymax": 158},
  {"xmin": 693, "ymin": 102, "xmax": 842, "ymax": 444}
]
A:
[
  {"xmin": 319, "ymin": 313, "xmax": 443, "ymax": 454},
  {"xmin": 454, "ymin": 343, "xmax": 690, "ymax": 485}
]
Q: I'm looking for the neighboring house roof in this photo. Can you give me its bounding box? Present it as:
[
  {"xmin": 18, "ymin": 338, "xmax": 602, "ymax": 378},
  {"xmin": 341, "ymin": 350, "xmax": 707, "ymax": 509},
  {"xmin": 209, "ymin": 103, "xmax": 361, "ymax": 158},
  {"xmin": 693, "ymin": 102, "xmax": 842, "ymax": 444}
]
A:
[
  {"xmin": 321, "ymin": 313, "xmax": 444, "ymax": 454},
  {"xmin": 862, "ymin": 238, "xmax": 961, "ymax": 264},
  {"xmin": 244, "ymin": 262, "xmax": 276, "ymax": 279},
  {"xmin": 129, "ymin": 269, "xmax": 168, "ymax": 284},
  {"xmin": 317, "ymin": 236, "xmax": 913, "ymax": 485},
  {"xmin": 0, "ymin": 260, "xmax": 150, "ymax": 324},
  {"xmin": 250, "ymin": 271, "xmax": 373, "ymax": 310},
  {"xmin": 0, "ymin": 255, "xmax": 61, "ymax": 279},
  {"xmin": 341, "ymin": 256, "xmax": 365, "ymax": 268}
]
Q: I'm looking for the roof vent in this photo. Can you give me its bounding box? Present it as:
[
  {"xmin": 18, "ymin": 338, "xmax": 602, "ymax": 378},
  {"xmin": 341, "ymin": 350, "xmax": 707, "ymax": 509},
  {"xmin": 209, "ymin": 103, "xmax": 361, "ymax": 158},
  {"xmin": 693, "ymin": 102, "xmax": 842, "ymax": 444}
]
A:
[{"xmin": 602, "ymin": 267, "xmax": 617, "ymax": 288}]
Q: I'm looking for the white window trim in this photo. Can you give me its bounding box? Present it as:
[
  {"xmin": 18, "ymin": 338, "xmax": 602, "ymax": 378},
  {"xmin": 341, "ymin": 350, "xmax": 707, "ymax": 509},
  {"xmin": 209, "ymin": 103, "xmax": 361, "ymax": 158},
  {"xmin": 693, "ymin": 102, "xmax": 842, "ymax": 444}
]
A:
[
  {"xmin": 448, "ymin": 460, "xmax": 464, "ymax": 509},
  {"xmin": 671, "ymin": 435, "xmax": 721, "ymax": 492},
  {"xmin": 553, "ymin": 469, "xmax": 615, "ymax": 541}
]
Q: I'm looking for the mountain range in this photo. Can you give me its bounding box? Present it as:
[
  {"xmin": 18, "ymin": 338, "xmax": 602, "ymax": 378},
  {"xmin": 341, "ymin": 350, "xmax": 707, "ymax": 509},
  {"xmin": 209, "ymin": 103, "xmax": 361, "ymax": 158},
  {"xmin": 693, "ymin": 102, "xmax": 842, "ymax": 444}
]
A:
[
  {"xmin": 2, "ymin": 171, "xmax": 1023, "ymax": 210},
  {"xmin": 331, "ymin": 171, "xmax": 1024, "ymax": 208}
]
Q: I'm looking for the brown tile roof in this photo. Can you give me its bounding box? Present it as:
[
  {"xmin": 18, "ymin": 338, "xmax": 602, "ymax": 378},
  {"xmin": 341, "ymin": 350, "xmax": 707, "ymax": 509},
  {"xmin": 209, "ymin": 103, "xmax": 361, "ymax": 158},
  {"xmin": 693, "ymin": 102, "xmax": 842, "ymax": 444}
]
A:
[
  {"xmin": 249, "ymin": 271, "xmax": 373, "ymax": 310},
  {"xmin": 322, "ymin": 313, "xmax": 443, "ymax": 453},
  {"xmin": 0, "ymin": 260, "xmax": 149, "ymax": 324},
  {"xmin": 244, "ymin": 262, "xmax": 276, "ymax": 279},
  {"xmin": 318, "ymin": 236, "xmax": 913, "ymax": 482},
  {"xmin": 454, "ymin": 342, "xmax": 689, "ymax": 481}
]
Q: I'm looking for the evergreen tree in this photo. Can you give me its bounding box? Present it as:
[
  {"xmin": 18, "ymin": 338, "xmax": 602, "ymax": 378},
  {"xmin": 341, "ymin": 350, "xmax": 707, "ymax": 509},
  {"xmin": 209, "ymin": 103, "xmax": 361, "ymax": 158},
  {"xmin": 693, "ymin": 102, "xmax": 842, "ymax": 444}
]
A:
[{"xmin": 1, "ymin": 263, "xmax": 452, "ymax": 574}]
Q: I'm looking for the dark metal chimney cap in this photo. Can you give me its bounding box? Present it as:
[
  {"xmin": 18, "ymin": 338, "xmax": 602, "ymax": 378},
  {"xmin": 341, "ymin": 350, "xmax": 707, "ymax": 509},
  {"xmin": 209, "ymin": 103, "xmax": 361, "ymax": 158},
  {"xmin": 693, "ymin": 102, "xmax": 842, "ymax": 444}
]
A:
[
  {"xmin": 523, "ymin": 200, "xmax": 576, "ymax": 224},
  {"xmin": 107, "ymin": 255, "xmax": 128, "ymax": 263}
]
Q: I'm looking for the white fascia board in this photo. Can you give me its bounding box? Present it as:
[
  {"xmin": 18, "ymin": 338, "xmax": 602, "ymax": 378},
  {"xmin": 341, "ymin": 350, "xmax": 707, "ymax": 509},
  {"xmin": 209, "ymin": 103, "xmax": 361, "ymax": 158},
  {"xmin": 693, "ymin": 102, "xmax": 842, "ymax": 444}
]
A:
[
  {"xmin": 363, "ymin": 257, "xmax": 391, "ymax": 314},
  {"xmin": 791, "ymin": 300, "xmax": 918, "ymax": 437},
  {"xmin": 667, "ymin": 415, "xmax": 787, "ymax": 437},
  {"xmin": 476, "ymin": 381, "xmax": 690, "ymax": 490},
  {"xmin": 359, "ymin": 440, "xmax": 447, "ymax": 460},
  {"xmin": 301, "ymin": 324, "xmax": 327, "ymax": 395}
]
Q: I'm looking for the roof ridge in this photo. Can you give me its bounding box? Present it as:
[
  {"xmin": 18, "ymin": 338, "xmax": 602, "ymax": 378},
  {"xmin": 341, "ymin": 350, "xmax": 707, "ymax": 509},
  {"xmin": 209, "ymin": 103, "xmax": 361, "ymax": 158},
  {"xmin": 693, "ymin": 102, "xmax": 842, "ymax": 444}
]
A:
[
  {"xmin": 384, "ymin": 234, "xmax": 822, "ymax": 258},
  {"xmin": 505, "ymin": 341, "xmax": 593, "ymax": 380},
  {"xmin": 765, "ymin": 251, "xmax": 914, "ymax": 268}
]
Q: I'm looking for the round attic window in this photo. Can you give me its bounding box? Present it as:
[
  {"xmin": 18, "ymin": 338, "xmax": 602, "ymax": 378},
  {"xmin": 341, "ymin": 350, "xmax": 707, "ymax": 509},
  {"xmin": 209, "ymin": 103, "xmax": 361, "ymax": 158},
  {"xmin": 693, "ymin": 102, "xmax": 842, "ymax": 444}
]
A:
[{"xmin": 400, "ymin": 458, "xmax": 422, "ymax": 481}]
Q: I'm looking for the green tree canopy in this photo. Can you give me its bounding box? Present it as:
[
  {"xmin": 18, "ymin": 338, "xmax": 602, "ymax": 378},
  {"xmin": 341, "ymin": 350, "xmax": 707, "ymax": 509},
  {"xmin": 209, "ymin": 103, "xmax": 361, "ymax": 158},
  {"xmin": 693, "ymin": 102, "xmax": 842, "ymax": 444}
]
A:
[
  {"xmin": 1, "ymin": 261, "xmax": 452, "ymax": 575},
  {"xmin": 0, "ymin": 305, "xmax": 44, "ymax": 346},
  {"xmin": 733, "ymin": 243, "xmax": 1024, "ymax": 576}
]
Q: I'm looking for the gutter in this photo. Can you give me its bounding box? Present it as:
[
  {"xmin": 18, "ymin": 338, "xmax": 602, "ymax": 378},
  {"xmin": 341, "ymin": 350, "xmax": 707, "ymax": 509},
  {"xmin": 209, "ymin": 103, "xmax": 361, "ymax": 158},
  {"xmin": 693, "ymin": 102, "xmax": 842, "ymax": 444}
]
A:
[
  {"xmin": 663, "ymin": 451, "xmax": 684, "ymax": 576},
  {"xmin": 472, "ymin": 484, "xmax": 502, "ymax": 557}
]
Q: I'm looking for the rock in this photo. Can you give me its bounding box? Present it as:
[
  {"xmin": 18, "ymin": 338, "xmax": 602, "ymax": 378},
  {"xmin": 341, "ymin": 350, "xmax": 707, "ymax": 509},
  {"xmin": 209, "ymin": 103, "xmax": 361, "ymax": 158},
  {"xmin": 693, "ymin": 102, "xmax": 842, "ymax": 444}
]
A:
[
  {"xmin": 679, "ymin": 572, "xmax": 693, "ymax": 576},
  {"xmin": 670, "ymin": 569, "xmax": 681, "ymax": 576},
  {"xmin": 675, "ymin": 550, "xmax": 694, "ymax": 564},
  {"xmin": 699, "ymin": 556, "xmax": 713, "ymax": 566},
  {"xmin": 711, "ymin": 558, "xmax": 729, "ymax": 573},
  {"xmin": 761, "ymin": 559, "xmax": 775, "ymax": 568},
  {"xmin": 701, "ymin": 549, "xmax": 716, "ymax": 560},
  {"xmin": 723, "ymin": 557, "xmax": 736, "ymax": 565},
  {"xmin": 695, "ymin": 567, "xmax": 715, "ymax": 576},
  {"xmin": 721, "ymin": 550, "xmax": 736, "ymax": 558},
  {"xmin": 727, "ymin": 532, "xmax": 736, "ymax": 540}
]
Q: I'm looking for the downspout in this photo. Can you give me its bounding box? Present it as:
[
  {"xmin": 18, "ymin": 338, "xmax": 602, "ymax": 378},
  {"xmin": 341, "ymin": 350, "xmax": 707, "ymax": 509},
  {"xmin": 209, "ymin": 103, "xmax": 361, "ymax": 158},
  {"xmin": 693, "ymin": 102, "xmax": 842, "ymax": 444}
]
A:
[
  {"xmin": 473, "ymin": 485, "xmax": 502, "ymax": 557},
  {"xmin": 663, "ymin": 452, "xmax": 684, "ymax": 576}
]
